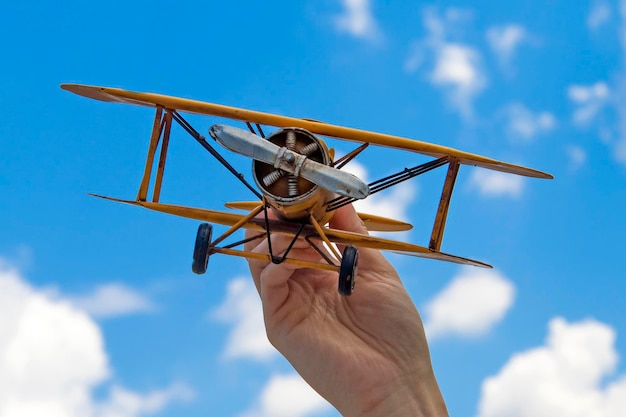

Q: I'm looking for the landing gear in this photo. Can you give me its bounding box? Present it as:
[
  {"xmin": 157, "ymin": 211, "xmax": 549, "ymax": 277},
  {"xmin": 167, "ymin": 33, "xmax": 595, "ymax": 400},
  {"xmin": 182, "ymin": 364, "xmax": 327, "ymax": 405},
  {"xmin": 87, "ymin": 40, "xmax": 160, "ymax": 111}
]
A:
[
  {"xmin": 338, "ymin": 245, "xmax": 359, "ymax": 296},
  {"xmin": 192, "ymin": 223, "xmax": 213, "ymax": 274}
]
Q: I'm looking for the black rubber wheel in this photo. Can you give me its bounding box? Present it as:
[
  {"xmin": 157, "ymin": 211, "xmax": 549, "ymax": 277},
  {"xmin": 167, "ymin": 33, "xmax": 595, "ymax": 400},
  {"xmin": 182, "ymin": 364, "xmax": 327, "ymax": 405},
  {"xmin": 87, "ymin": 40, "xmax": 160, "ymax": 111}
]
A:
[
  {"xmin": 338, "ymin": 245, "xmax": 359, "ymax": 296},
  {"xmin": 192, "ymin": 223, "xmax": 213, "ymax": 274}
]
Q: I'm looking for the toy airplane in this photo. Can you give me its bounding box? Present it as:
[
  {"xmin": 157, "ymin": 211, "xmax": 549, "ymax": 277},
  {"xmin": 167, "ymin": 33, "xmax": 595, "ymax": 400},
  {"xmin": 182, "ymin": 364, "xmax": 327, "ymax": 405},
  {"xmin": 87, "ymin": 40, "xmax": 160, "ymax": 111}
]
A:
[{"xmin": 61, "ymin": 84, "xmax": 552, "ymax": 295}]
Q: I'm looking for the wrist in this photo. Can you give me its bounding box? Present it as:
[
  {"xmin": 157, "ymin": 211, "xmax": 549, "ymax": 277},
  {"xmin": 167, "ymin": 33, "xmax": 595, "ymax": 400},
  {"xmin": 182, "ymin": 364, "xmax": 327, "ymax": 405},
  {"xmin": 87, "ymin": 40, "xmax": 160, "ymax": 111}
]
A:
[{"xmin": 346, "ymin": 373, "xmax": 448, "ymax": 417}]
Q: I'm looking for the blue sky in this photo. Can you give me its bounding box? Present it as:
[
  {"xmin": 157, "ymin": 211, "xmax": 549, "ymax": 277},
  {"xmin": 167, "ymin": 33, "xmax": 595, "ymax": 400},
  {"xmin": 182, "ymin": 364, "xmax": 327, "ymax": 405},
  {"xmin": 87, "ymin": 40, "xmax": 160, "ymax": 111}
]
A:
[{"xmin": 1, "ymin": 1, "xmax": 625, "ymax": 416}]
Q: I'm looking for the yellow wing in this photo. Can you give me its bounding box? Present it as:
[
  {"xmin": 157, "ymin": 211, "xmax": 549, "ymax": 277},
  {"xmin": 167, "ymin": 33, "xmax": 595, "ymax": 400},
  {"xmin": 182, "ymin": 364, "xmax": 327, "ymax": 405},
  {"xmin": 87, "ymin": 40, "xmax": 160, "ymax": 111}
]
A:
[
  {"xmin": 90, "ymin": 194, "xmax": 490, "ymax": 268},
  {"xmin": 224, "ymin": 201, "xmax": 412, "ymax": 232},
  {"xmin": 62, "ymin": 84, "xmax": 552, "ymax": 179}
]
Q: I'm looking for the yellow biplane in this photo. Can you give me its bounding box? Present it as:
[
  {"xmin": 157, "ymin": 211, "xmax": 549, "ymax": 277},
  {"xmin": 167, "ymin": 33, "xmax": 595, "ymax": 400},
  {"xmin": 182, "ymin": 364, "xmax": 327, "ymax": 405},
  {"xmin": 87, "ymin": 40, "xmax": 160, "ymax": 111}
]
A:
[{"xmin": 61, "ymin": 84, "xmax": 552, "ymax": 295}]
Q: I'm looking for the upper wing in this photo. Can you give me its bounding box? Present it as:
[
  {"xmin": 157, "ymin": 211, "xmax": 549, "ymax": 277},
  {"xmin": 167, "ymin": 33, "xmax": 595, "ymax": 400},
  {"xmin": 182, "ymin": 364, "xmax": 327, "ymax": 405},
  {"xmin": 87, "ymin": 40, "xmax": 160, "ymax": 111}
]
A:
[
  {"xmin": 62, "ymin": 84, "xmax": 553, "ymax": 179},
  {"xmin": 90, "ymin": 194, "xmax": 489, "ymax": 268}
]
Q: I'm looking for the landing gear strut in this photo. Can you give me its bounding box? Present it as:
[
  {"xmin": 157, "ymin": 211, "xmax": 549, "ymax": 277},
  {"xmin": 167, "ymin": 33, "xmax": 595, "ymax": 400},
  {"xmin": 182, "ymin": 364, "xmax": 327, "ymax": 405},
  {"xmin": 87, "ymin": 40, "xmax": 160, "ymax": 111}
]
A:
[
  {"xmin": 192, "ymin": 223, "xmax": 213, "ymax": 274},
  {"xmin": 338, "ymin": 245, "xmax": 359, "ymax": 296}
]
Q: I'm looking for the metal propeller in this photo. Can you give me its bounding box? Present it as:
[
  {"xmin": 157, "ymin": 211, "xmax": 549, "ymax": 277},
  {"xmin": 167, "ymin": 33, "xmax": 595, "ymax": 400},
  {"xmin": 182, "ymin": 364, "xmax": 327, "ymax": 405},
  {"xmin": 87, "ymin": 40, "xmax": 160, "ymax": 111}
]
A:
[{"xmin": 208, "ymin": 124, "xmax": 369, "ymax": 199}]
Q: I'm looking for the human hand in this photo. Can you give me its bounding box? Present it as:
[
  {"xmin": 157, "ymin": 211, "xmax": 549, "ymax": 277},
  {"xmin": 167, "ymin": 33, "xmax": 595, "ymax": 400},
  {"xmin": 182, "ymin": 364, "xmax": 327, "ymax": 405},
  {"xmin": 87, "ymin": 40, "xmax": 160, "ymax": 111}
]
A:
[{"xmin": 244, "ymin": 204, "xmax": 448, "ymax": 417}]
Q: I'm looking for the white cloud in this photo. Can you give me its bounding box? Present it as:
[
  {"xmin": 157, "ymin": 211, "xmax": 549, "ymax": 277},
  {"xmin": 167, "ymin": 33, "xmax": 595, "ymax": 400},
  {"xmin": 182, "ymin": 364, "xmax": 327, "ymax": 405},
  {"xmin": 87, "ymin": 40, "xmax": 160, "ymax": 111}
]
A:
[
  {"xmin": 422, "ymin": 7, "xmax": 473, "ymax": 40},
  {"xmin": 615, "ymin": 1, "xmax": 626, "ymax": 163},
  {"xmin": 70, "ymin": 283, "xmax": 156, "ymax": 319},
  {"xmin": 615, "ymin": 131, "xmax": 626, "ymax": 162},
  {"xmin": 486, "ymin": 24, "xmax": 527, "ymax": 67},
  {"xmin": 424, "ymin": 268, "xmax": 515, "ymax": 339},
  {"xmin": 334, "ymin": 0, "xmax": 381, "ymax": 42},
  {"xmin": 566, "ymin": 145, "xmax": 587, "ymax": 171},
  {"xmin": 0, "ymin": 257, "xmax": 192, "ymax": 417},
  {"xmin": 240, "ymin": 373, "xmax": 331, "ymax": 417},
  {"xmin": 587, "ymin": 2, "xmax": 612, "ymax": 30},
  {"xmin": 505, "ymin": 103, "xmax": 556, "ymax": 140},
  {"xmin": 404, "ymin": 41, "xmax": 425, "ymax": 73},
  {"xmin": 567, "ymin": 81, "xmax": 610, "ymax": 127},
  {"xmin": 575, "ymin": 3, "xmax": 626, "ymax": 164},
  {"xmin": 97, "ymin": 383, "xmax": 194, "ymax": 417},
  {"xmin": 566, "ymin": 85, "xmax": 624, "ymax": 165},
  {"xmin": 211, "ymin": 278, "xmax": 276, "ymax": 361},
  {"xmin": 430, "ymin": 43, "xmax": 487, "ymax": 118},
  {"xmin": 0, "ymin": 260, "xmax": 108, "ymax": 417},
  {"xmin": 468, "ymin": 169, "xmax": 525, "ymax": 198},
  {"xmin": 406, "ymin": 8, "xmax": 486, "ymax": 119},
  {"xmin": 477, "ymin": 317, "xmax": 626, "ymax": 417}
]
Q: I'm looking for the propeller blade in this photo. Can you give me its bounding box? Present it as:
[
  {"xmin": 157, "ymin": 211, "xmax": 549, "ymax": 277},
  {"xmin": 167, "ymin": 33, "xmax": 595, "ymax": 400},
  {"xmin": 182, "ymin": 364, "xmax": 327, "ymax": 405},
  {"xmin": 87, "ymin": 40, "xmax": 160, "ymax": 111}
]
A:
[
  {"xmin": 209, "ymin": 124, "xmax": 279, "ymax": 165},
  {"xmin": 209, "ymin": 124, "xmax": 369, "ymax": 199},
  {"xmin": 299, "ymin": 159, "xmax": 369, "ymax": 199}
]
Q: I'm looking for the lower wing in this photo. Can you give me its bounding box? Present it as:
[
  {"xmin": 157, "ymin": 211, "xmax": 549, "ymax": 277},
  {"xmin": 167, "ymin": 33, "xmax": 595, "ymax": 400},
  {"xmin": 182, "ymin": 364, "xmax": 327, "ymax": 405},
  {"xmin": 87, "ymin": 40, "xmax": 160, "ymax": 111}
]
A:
[{"xmin": 90, "ymin": 194, "xmax": 490, "ymax": 268}]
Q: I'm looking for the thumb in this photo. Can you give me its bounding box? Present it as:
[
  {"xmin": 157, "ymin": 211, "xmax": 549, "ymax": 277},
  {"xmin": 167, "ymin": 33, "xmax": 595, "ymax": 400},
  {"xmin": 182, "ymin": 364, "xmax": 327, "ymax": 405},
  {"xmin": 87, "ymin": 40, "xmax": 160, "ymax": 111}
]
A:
[
  {"xmin": 329, "ymin": 204, "xmax": 369, "ymax": 236},
  {"xmin": 330, "ymin": 204, "xmax": 399, "ymax": 281}
]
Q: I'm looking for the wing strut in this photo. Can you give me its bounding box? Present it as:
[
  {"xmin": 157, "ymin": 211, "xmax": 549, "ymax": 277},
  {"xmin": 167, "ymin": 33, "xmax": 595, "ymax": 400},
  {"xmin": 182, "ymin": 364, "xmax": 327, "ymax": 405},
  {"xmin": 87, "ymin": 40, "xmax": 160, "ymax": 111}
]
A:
[
  {"xmin": 309, "ymin": 214, "xmax": 342, "ymax": 261},
  {"xmin": 137, "ymin": 106, "xmax": 173, "ymax": 202},
  {"xmin": 170, "ymin": 111, "xmax": 263, "ymax": 199},
  {"xmin": 136, "ymin": 108, "xmax": 264, "ymax": 202},
  {"xmin": 260, "ymin": 202, "xmax": 307, "ymax": 264},
  {"xmin": 333, "ymin": 143, "xmax": 369, "ymax": 169},
  {"xmin": 209, "ymin": 203, "xmax": 265, "ymax": 248},
  {"xmin": 246, "ymin": 121, "xmax": 266, "ymax": 138},
  {"xmin": 429, "ymin": 158, "xmax": 460, "ymax": 251},
  {"xmin": 153, "ymin": 111, "xmax": 173, "ymax": 202},
  {"xmin": 326, "ymin": 156, "xmax": 449, "ymax": 211}
]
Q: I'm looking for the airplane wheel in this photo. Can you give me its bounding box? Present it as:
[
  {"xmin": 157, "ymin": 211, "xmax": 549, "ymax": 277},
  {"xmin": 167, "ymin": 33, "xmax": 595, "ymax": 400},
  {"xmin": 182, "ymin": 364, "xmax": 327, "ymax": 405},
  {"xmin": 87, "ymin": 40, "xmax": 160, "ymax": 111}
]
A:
[
  {"xmin": 192, "ymin": 223, "xmax": 213, "ymax": 274},
  {"xmin": 338, "ymin": 245, "xmax": 359, "ymax": 296}
]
